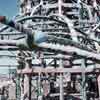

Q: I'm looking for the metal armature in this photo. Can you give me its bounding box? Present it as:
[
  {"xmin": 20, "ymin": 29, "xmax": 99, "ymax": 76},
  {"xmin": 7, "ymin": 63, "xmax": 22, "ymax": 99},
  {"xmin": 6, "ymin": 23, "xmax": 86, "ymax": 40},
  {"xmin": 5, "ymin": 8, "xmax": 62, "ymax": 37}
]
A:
[
  {"xmin": 0, "ymin": 0, "xmax": 100, "ymax": 100},
  {"xmin": 17, "ymin": 50, "xmax": 32, "ymax": 100}
]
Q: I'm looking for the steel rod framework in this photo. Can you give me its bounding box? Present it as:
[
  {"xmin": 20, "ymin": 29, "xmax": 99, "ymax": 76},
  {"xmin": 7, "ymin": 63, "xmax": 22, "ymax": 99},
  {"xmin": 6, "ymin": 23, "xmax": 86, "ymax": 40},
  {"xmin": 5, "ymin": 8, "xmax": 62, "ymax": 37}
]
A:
[
  {"xmin": 0, "ymin": 0, "xmax": 100, "ymax": 99},
  {"xmin": 17, "ymin": 67, "xmax": 97, "ymax": 74}
]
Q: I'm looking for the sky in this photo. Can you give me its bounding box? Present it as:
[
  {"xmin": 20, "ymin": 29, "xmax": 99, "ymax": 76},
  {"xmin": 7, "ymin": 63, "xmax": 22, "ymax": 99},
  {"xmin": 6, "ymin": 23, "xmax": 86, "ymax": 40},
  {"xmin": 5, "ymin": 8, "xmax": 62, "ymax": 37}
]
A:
[
  {"xmin": 0, "ymin": 0, "xmax": 18, "ymax": 18},
  {"xmin": 0, "ymin": 0, "xmax": 18, "ymax": 74}
]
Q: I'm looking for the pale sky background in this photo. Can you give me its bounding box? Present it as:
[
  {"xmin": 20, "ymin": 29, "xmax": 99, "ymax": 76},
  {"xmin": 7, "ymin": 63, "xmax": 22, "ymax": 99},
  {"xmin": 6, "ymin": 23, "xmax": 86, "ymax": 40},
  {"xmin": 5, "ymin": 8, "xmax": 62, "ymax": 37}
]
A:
[
  {"xmin": 0, "ymin": 0, "xmax": 18, "ymax": 18},
  {"xmin": 0, "ymin": 0, "xmax": 18, "ymax": 74}
]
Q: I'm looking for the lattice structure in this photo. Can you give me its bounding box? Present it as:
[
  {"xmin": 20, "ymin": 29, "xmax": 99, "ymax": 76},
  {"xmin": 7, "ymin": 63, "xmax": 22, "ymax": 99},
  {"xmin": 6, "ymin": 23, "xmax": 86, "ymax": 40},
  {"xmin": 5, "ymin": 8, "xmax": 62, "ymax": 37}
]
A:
[{"xmin": 0, "ymin": 0, "xmax": 100, "ymax": 100}]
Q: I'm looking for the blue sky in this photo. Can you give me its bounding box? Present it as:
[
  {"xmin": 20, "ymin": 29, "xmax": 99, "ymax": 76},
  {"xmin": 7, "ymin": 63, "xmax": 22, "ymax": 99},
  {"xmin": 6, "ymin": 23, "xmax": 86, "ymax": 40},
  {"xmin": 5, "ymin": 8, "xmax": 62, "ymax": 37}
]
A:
[
  {"xmin": 0, "ymin": 0, "xmax": 18, "ymax": 74},
  {"xmin": 0, "ymin": 0, "xmax": 18, "ymax": 18}
]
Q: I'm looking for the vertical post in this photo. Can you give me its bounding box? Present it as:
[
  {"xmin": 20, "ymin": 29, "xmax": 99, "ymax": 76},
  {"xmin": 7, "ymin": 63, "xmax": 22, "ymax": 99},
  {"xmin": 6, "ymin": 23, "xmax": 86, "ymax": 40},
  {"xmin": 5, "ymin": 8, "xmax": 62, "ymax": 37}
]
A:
[
  {"xmin": 22, "ymin": 51, "xmax": 32, "ymax": 100},
  {"xmin": 20, "ymin": 75, "xmax": 24, "ymax": 100},
  {"xmin": 16, "ymin": 74, "xmax": 21, "ymax": 100},
  {"xmin": 38, "ymin": 72, "xmax": 42, "ymax": 100},
  {"xmin": 29, "ymin": 75, "xmax": 32, "ymax": 100},
  {"xmin": 59, "ymin": 57, "xmax": 64, "ymax": 100},
  {"xmin": 58, "ymin": 0, "xmax": 62, "ymax": 15},
  {"xmin": 97, "ymin": 75, "xmax": 100, "ymax": 99},
  {"xmin": 24, "ymin": 74, "xmax": 30, "ymax": 99},
  {"xmin": 58, "ymin": 7, "xmax": 64, "ymax": 100},
  {"xmin": 24, "ymin": 59, "xmax": 32, "ymax": 100},
  {"xmin": 78, "ymin": 0, "xmax": 81, "ymax": 26},
  {"xmin": 81, "ymin": 59, "xmax": 86, "ymax": 100}
]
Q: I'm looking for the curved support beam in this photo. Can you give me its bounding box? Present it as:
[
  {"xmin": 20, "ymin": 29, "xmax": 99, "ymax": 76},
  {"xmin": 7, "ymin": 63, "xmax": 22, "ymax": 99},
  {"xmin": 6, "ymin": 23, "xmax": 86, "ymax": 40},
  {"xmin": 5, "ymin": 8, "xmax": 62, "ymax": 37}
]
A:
[{"xmin": 38, "ymin": 42, "xmax": 100, "ymax": 62}]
